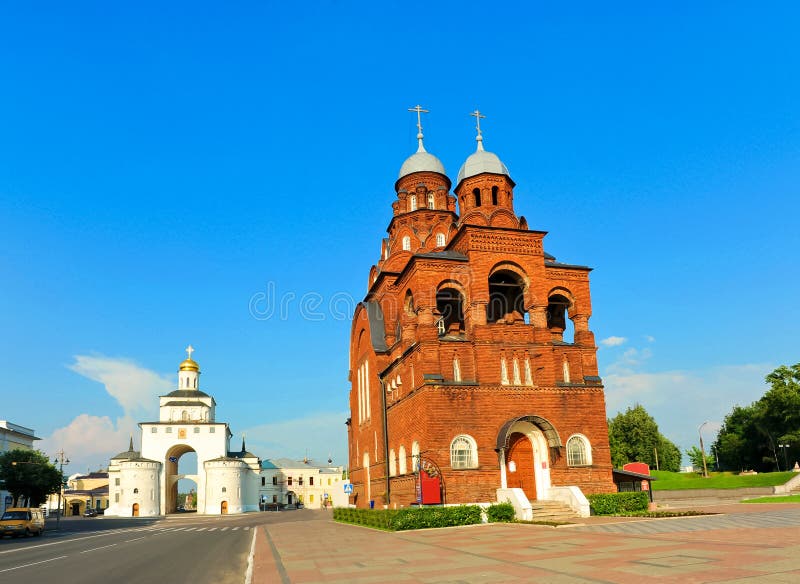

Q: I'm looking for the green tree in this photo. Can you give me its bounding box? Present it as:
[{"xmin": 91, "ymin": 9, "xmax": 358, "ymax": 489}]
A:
[
  {"xmin": 0, "ymin": 449, "xmax": 63, "ymax": 506},
  {"xmin": 685, "ymin": 446, "xmax": 714, "ymax": 471},
  {"xmin": 713, "ymin": 364, "xmax": 800, "ymax": 472},
  {"xmin": 608, "ymin": 404, "xmax": 681, "ymax": 472}
]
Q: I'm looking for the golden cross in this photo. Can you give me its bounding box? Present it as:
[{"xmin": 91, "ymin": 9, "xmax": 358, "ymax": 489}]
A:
[{"xmin": 186, "ymin": 345, "xmax": 194, "ymax": 360}]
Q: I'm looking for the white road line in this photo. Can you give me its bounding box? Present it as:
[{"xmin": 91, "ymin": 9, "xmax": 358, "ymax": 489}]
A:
[
  {"xmin": 208, "ymin": 528, "xmax": 217, "ymax": 531},
  {"xmin": 0, "ymin": 555, "xmax": 68, "ymax": 573},
  {"xmin": 80, "ymin": 543, "xmax": 117, "ymax": 554},
  {"xmin": 244, "ymin": 526, "xmax": 250, "ymax": 530},
  {"xmin": 196, "ymin": 528, "xmax": 206, "ymax": 532},
  {"xmin": 0, "ymin": 531, "xmax": 115, "ymax": 555},
  {"xmin": 244, "ymin": 528, "xmax": 257, "ymax": 584},
  {"xmin": 124, "ymin": 537, "xmax": 146, "ymax": 542},
  {"xmin": 221, "ymin": 527, "xmax": 229, "ymax": 531},
  {"xmin": 184, "ymin": 527, "xmax": 196, "ymax": 531},
  {"xmin": 232, "ymin": 527, "xmax": 239, "ymax": 531}
]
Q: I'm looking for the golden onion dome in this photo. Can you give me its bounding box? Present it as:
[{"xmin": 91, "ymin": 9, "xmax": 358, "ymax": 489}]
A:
[{"xmin": 179, "ymin": 358, "xmax": 200, "ymax": 372}]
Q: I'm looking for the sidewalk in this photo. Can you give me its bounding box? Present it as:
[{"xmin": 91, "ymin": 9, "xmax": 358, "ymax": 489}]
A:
[{"xmin": 251, "ymin": 504, "xmax": 800, "ymax": 583}]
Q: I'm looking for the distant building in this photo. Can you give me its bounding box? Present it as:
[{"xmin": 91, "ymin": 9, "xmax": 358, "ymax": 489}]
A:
[
  {"xmin": 258, "ymin": 458, "xmax": 347, "ymax": 509},
  {"xmin": 48, "ymin": 471, "xmax": 110, "ymax": 516},
  {"xmin": 0, "ymin": 420, "xmax": 41, "ymax": 511}
]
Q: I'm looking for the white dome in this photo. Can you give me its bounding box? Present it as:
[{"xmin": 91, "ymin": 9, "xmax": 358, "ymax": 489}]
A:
[
  {"xmin": 457, "ymin": 148, "xmax": 510, "ymax": 185},
  {"xmin": 398, "ymin": 150, "xmax": 446, "ymax": 180}
]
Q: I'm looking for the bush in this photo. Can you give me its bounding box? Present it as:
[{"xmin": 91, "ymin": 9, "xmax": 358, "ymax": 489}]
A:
[
  {"xmin": 587, "ymin": 492, "xmax": 649, "ymax": 515},
  {"xmin": 333, "ymin": 505, "xmax": 483, "ymax": 531},
  {"xmin": 486, "ymin": 502, "xmax": 515, "ymax": 523}
]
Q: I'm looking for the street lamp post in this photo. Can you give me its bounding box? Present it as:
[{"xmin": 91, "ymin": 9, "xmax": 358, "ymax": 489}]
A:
[
  {"xmin": 53, "ymin": 450, "xmax": 69, "ymax": 530},
  {"xmin": 778, "ymin": 444, "xmax": 790, "ymax": 472},
  {"xmin": 698, "ymin": 421, "xmax": 710, "ymax": 478}
]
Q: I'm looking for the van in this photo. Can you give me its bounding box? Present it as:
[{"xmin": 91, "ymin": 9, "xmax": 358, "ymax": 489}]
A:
[{"xmin": 0, "ymin": 507, "xmax": 45, "ymax": 537}]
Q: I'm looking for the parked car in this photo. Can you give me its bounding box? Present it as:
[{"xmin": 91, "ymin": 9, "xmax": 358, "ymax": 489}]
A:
[
  {"xmin": 0, "ymin": 508, "xmax": 45, "ymax": 537},
  {"xmin": 83, "ymin": 509, "xmax": 98, "ymax": 517}
]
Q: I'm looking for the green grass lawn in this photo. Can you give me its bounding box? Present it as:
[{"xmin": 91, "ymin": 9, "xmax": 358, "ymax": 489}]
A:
[
  {"xmin": 649, "ymin": 470, "xmax": 796, "ymax": 491},
  {"xmin": 742, "ymin": 495, "xmax": 800, "ymax": 503}
]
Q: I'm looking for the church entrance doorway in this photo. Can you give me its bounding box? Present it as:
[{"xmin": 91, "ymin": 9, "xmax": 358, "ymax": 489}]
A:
[
  {"xmin": 165, "ymin": 444, "xmax": 198, "ymax": 514},
  {"xmin": 506, "ymin": 432, "xmax": 536, "ymax": 501},
  {"xmin": 132, "ymin": 503, "xmax": 139, "ymax": 517},
  {"xmin": 220, "ymin": 501, "xmax": 228, "ymax": 514},
  {"xmin": 71, "ymin": 502, "xmax": 80, "ymax": 516}
]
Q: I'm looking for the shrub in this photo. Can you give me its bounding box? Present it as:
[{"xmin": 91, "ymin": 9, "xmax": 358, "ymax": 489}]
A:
[
  {"xmin": 587, "ymin": 492, "xmax": 649, "ymax": 515},
  {"xmin": 334, "ymin": 505, "xmax": 483, "ymax": 531},
  {"xmin": 486, "ymin": 502, "xmax": 515, "ymax": 523}
]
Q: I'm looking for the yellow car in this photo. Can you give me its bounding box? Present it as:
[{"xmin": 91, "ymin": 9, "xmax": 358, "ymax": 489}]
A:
[{"xmin": 0, "ymin": 508, "xmax": 45, "ymax": 538}]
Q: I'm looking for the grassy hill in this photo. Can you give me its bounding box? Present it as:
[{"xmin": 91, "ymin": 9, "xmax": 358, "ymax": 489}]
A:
[{"xmin": 650, "ymin": 471, "xmax": 796, "ymax": 491}]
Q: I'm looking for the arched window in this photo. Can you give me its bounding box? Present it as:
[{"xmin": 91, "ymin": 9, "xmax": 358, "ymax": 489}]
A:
[
  {"xmin": 450, "ymin": 435, "xmax": 478, "ymax": 469},
  {"xmin": 547, "ymin": 294, "xmax": 571, "ymax": 331},
  {"xmin": 181, "ymin": 410, "xmax": 188, "ymax": 421},
  {"xmin": 389, "ymin": 449, "xmax": 397, "ymax": 477},
  {"xmin": 500, "ymin": 358, "xmax": 509, "ymax": 385},
  {"xmin": 524, "ymin": 358, "xmax": 533, "ymax": 386},
  {"xmin": 133, "ymin": 488, "xmax": 139, "ymax": 494},
  {"xmin": 398, "ymin": 446, "xmax": 407, "ymax": 474},
  {"xmin": 436, "ymin": 232, "xmax": 445, "ymax": 247},
  {"xmin": 512, "ymin": 359, "xmax": 521, "ymax": 385},
  {"xmin": 487, "ymin": 270, "xmax": 525, "ymax": 323},
  {"xmin": 453, "ymin": 357, "xmax": 461, "ymax": 382},
  {"xmin": 409, "ymin": 194, "xmax": 417, "ymax": 211},
  {"xmin": 473, "ymin": 188, "xmax": 481, "ymax": 207},
  {"xmin": 222, "ymin": 486, "xmax": 227, "ymax": 493},
  {"xmin": 411, "ymin": 441, "xmax": 420, "ymax": 472},
  {"xmin": 567, "ymin": 435, "xmax": 591, "ymax": 466},
  {"xmin": 436, "ymin": 287, "xmax": 464, "ymax": 335},
  {"xmin": 491, "ymin": 186, "xmax": 498, "ymax": 205},
  {"xmin": 428, "ymin": 193, "xmax": 435, "ymax": 209},
  {"xmin": 563, "ymin": 358, "xmax": 571, "ymax": 383},
  {"xmin": 402, "ymin": 236, "xmax": 411, "ymax": 251}
]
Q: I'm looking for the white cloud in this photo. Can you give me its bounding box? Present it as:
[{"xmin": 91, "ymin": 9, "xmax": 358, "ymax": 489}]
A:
[
  {"xmin": 644, "ymin": 335, "xmax": 656, "ymax": 343},
  {"xmin": 38, "ymin": 355, "xmax": 171, "ymax": 471},
  {"xmin": 600, "ymin": 336, "xmax": 627, "ymax": 347},
  {"xmin": 241, "ymin": 411, "xmax": 349, "ymax": 467},
  {"xmin": 602, "ymin": 347, "xmax": 773, "ymax": 459}
]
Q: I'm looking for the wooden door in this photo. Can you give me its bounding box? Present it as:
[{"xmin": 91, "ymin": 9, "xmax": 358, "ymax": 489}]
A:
[
  {"xmin": 132, "ymin": 503, "xmax": 139, "ymax": 517},
  {"xmin": 506, "ymin": 432, "xmax": 536, "ymax": 501},
  {"xmin": 221, "ymin": 501, "xmax": 228, "ymax": 514}
]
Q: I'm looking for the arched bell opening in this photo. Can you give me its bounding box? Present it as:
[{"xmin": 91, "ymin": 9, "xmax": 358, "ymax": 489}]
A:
[{"xmin": 487, "ymin": 270, "xmax": 525, "ymax": 323}]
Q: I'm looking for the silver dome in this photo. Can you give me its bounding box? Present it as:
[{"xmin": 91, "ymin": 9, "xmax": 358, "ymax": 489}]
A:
[
  {"xmin": 456, "ymin": 148, "xmax": 510, "ymax": 185},
  {"xmin": 398, "ymin": 149, "xmax": 446, "ymax": 180}
]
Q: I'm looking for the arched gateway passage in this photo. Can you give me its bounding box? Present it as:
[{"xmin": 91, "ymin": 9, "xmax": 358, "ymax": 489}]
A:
[{"xmin": 165, "ymin": 444, "xmax": 198, "ymax": 514}]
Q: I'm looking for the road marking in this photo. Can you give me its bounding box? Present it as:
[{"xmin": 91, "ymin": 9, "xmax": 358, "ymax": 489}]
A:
[
  {"xmin": 184, "ymin": 527, "xmax": 196, "ymax": 531},
  {"xmin": 0, "ymin": 555, "xmax": 68, "ymax": 573},
  {"xmin": 232, "ymin": 527, "xmax": 239, "ymax": 531},
  {"xmin": 208, "ymin": 528, "xmax": 217, "ymax": 531},
  {"xmin": 221, "ymin": 527, "xmax": 229, "ymax": 531},
  {"xmin": 244, "ymin": 527, "xmax": 257, "ymax": 584},
  {"xmin": 80, "ymin": 543, "xmax": 117, "ymax": 554},
  {"xmin": 244, "ymin": 526, "xmax": 250, "ymax": 530},
  {"xmin": 125, "ymin": 537, "xmax": 146, "ymax": 542},
  {"xmin": 0, "ymin": 531, "xmax": 115, "ymax": 555}
]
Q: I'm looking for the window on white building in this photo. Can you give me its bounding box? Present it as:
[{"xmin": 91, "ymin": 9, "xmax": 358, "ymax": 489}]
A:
[
  {"xmin": 210, "ymin": 427, "xmax": 215, "ymax": 433},
  {"xmin": 151, "ymin": 427, "xmax": 157, "ymax": 433},
  {"xmin": 166, "ymin": 427, "xmax": 172, "ymax": 433}
]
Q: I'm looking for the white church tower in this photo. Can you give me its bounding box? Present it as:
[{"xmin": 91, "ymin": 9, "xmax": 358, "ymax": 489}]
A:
[{"xmin": 106, "ymin": 347, "xmax": 261, "ymax": 516}]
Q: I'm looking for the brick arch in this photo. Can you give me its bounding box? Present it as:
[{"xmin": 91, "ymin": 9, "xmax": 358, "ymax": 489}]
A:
[
  {"xmin": 547, "ymin": 286, "xmax": 578, "ymax": 318},
  {"xmin": 495, "ymin": 415, "xmax": 563, "ymax": 451},
  {"xmin": 489, "ymin": 208, "xmax": 519, "ymax": 228}
]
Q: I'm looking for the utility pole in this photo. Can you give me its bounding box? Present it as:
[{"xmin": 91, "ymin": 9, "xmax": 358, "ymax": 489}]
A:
[
  {"xmin": 53, "ymin": 450, "xmax": 69, "ymax": 530},
  {"xmin": 698, "ymin": 421, "xmax": 709, "ymax": 478}
]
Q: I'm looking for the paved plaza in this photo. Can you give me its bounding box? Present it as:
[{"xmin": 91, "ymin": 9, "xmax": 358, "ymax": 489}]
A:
[{"xmin": 251, "ymin": 504, "xmax": 800, "ymax": 583}]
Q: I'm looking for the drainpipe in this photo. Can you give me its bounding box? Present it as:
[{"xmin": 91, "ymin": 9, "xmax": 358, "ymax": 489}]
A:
[{"xmin": 380, "ymin": 378, "xmax": 391, "ymax": 506}]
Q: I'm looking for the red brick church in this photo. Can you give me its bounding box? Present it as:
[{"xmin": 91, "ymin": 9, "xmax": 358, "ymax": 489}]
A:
[{"xmin": 347, "ymin": 108, "xmax": 615, "ymax": 515}]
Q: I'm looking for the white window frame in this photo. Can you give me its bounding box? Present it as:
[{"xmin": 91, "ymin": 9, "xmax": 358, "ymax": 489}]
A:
[
  {"xmin": 398, "ymin": 445, "xmax": 407, "ymax": 475},
  {"xmin": 436, "ymin": 232, "xmax": 445, "ymax": 247},
  {"xmin": 450, "ymin": 435, "xmax": 478, "ymax": 469},
  {"xmin": 566, "ymin": 434, "xmax": 592, "ymax": 467},
  {"xmin": 402, "ymin": 236, "xmax": 411, "ymax": 251},
  {"xmin": 409, "ymin": 194, "xmax": 417, "ymax": 211}
]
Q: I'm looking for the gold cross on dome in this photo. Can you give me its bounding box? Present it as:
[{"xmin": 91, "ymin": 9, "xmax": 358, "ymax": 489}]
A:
[
  {"xmin": 408, "ymin": 104, "xmax": 429, "ymax": 134},
  {"xmin": 470, "ymin": 109, "xmax": 486, "ymax": 138},
  {"xmin": 185, "ymin": 345, "xmax": 195, "ymax": 360}
]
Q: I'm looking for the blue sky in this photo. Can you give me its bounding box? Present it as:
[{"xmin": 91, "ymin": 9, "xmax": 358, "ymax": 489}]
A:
[{"xmin": 1, "ymin": 1, "xmax": 798, "ymax": 474}]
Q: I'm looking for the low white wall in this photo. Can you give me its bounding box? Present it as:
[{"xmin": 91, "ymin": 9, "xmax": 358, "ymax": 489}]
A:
[
  {"xmin": 547, "ymin": 486, "xmax": 590, "ymax": 517},
  {"xmin": 496, "ymin": 488, "xmax": 532, "ymax": 521}
]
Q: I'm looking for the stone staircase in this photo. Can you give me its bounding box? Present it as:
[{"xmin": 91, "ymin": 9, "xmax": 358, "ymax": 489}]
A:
[{"xmin": 530, "ymin": 500, "xmax": 578, "ymax": 522}]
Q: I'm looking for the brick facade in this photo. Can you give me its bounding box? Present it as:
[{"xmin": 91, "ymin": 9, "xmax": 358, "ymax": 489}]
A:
[{"xmin": 347, "ymin": 134, "xmax": 615, "ymax": 508}]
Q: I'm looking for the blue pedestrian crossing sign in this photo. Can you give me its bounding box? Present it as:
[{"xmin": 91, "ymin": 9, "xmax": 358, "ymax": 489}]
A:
[{"xmin": 343, "ymin": 483, "xmax": 353, "ymax": 494}]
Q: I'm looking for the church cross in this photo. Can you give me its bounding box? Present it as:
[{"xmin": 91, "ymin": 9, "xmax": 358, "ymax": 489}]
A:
[
  {"xmin": 186, "ymin": 345, "xmax": 194, "ymax": 360},
  {"xmin": 470, "ymin": 109, "xmax": 486, "ymax": 138},
  {"xmin": 408, "ymin": 104, "xmax": 429, "ymax": 135}
]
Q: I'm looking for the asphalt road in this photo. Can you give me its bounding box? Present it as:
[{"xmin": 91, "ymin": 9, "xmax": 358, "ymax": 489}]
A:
[{"xmin": 0, "ymin": 512, "xmax": 294, "ymax": 584}]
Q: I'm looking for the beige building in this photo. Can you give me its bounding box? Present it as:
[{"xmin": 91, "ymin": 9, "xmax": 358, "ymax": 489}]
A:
[{"xmin": 258, "ymin": 458, "xmax": 348, "ymax": 509}]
